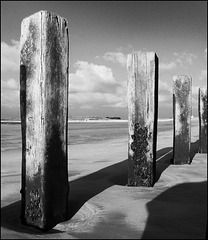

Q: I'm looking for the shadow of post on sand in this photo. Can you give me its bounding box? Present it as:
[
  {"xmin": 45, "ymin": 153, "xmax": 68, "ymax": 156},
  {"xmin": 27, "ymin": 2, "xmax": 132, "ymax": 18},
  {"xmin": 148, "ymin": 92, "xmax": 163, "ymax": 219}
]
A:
[
  {"xmin": 155, "ymin": 139, "xmax": 200, "ymax": 184},
  {"xmin": 141, "ymin": 181, "xmax": 207, "ymax": 239},
  {"xmin": 1, "ymin": 140, "xmax": 201, "ymax": 235}
]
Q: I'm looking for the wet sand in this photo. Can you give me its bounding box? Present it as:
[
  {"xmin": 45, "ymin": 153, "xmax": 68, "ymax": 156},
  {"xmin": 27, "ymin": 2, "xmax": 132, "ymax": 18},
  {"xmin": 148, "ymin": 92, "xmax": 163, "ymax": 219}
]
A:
[{"xmin": 1, "ymin": 120, "xmax": 207, "ymax": 239}]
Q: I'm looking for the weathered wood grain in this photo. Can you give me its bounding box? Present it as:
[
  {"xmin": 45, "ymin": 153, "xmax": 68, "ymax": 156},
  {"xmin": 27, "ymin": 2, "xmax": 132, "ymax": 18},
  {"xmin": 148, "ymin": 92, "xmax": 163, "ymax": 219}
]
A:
[
  {"xmin": 20, "ymin": 10, "xmax": 69, "ymax": 230},
  {"xmin": 127, "ymin": 52, "xmax": 158, "ymax": 187},
  {"xmin": 173, "ymin": 75, "xmax": 192, "ymax": 164},
  {"xmin": 198, "ymin": 87, "xmax": 207, "ymax": 153}
]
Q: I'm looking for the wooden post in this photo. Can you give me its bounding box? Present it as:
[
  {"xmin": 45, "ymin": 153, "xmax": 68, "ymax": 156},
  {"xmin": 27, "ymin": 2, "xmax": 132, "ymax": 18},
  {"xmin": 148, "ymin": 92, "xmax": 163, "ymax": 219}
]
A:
[
  {"xmin": 173, "ymin": 75, "xmax": 192, "ymax": 164},
  {"xmin": 198, "ymin": 87, "xmax": 207, "ymax": 153},
  {"xmin": 20, "ymin": 11, "xmax": 69, "ymax": 230},
  {"xmin": 127, "ymin": 52, "xmax": 158, "ymax": 187}
]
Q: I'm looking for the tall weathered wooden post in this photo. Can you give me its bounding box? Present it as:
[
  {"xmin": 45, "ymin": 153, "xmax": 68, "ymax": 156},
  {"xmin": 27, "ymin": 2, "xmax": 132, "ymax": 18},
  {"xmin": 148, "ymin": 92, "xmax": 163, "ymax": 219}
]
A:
[
  {"xmin": 127, "ymin": 52, "xmax": 158, "ymax": 187},
  {"xmin": 173, "ymin": 75, "xmax": 192, "ymax": 164},
  {"xmin": 20, "ymin": 11, "xmax": 69, "ymax": 230},
  {"xmin": 198, "ymin": 87, "xmax": 207, "ymax": 153}
]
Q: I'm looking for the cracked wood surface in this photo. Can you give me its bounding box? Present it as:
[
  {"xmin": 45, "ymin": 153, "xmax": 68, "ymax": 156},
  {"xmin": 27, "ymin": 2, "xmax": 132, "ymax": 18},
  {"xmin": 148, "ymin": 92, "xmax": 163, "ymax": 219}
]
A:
[
  {"xmin": 127, "ymin": 52, "xmax": 158, "ymax": 187},
  {"xmin": 20, "ymin": 10, "xmax": 69, "ymax": 230},
  {"xmin": 173, "ymin": 75, "xmax": 192, "ymax": 164}
]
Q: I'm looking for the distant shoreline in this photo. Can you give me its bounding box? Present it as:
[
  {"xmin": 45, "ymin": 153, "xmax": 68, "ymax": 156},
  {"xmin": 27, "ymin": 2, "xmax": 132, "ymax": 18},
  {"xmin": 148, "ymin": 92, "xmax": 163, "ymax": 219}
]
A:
[
  {"xmin": 1, "ymin": 120, "xmax": 21, "ymax": 124},
  {"xmin": 0, "ymin": 120, "xmax": 128, "ymax": 124},
  {"xmin": 1, "ymin": 117, "xmax": 198, "ymax": 124},
  {"xmin": 1, "ymin": 119, "xmax": 174, "ymax": 124}
]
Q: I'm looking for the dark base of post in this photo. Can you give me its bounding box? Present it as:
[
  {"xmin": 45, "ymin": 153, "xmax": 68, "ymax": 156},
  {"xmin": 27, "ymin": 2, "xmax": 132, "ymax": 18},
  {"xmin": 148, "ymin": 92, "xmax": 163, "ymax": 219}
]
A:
[
  {"xmin": 173, "ymin": 136, "xmax": 191, "ymax": 164},
  {"xmin": 128, "ymin": 123, "xmax": 155, "ymax": 187}
]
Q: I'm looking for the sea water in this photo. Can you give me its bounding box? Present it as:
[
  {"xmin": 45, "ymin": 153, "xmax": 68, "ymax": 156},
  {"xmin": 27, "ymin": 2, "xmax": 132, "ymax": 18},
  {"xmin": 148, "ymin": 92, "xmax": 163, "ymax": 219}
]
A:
[{"xmin": 1, "ymin": 121, "xmax": 174, "ymax": 153}]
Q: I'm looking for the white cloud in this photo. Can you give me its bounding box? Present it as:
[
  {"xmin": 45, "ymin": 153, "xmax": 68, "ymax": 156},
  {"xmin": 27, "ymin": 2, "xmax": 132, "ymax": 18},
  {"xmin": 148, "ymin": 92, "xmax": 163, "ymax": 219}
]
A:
[
  {"xmin": 70, "ymin": 61, "xmax": 126, "ymax": 108},
  {"xmin": 70, "ymin": 61, "xmax": 120, "ymax": 93},
  {"xmin": 158, "ymin": 80, "xmax": 172, "ymax": 105},
  {"xmin": 159, "ymin": 61, "xmax": 177, "ymax": 71},
  {"xmin": 159, "ymin": 81, "xmax": 170, "ymax": 91},
  {"xmin": 191, "ymin": 86, "xmax": 200, "ymax": 107},
  {"xmin": 159, "ymin": 52, "xmax": 198, "ymax": 71},
  {"xmin": 1, "ymin": 40, "xmax": 21, "ymax": 113},
  {"xmin": 1, "ymin": 89, "xmax": 19, "ymax": 109},
  {"xmin": 158, "ymin": 95, "xmax": 169, "ymax": 103},
  {"xmin": 1, "ymin": 77, "xmax": 20, "ymax": 109},
  {"xmin": 100, "ymin": 52, "xmax": 127, "ymax": 67},
  {"xmin": 192, "ymin": 86, "xmax": 199, "ymax": 96},
  {"xmin": 1, "ymin": 40, "xmax": 20, "ymax": 72},
  {"xmin": 159, "ymin": 80, "xmax": 173, "ymax": 96},
  {"xmin": 105, "ymin": 101, "xmax": 127, "ymax": 108},
  {"xmin": 80, "ymin": 105, "xmax": 94, "ymax": 110},
  {"xmin": 70, "ymin": 92, "xmax": 126, "ymax": 107},
  {"xmin": 198, "ymin": 69, "xmax": 207, "ymax": 81},
  {"xmin": 1, "ymin": 78, "xmax": 19, "ymax": 90},
  {"xmin": 173, "ymin": 52, "xmax": 197, "ymax": 66},
  {"xmin": 99, "ymin": 51, "xmax": 198, "ymax": 72}
]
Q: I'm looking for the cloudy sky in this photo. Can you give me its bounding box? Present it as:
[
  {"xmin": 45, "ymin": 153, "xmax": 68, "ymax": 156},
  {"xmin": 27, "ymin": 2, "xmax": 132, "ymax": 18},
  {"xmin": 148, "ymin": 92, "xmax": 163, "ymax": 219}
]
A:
[{"xmin": 1, "ymin": 1, "xmax": 207, "ymax": 119}]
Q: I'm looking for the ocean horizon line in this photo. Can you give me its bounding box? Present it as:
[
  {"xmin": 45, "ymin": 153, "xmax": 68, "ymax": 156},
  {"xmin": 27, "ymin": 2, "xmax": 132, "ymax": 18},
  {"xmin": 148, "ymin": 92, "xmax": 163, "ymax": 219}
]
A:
[
  {"xmin": 1, "ymin": 116, "xmax": 198, "ymax": 124},
  {"xmin": 1, "ymin": 118, "xmax": 175, "ymax": 124}
]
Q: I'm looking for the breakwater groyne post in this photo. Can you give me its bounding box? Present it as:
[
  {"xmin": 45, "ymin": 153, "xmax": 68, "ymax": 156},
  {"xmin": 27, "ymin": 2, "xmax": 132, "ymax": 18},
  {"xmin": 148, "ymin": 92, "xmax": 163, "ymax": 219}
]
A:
[
  {"xmin": 20, "ymin": 10, "xmax": 69, "ymax": 230},
  {"xmin": 127, "ymin": 52, "xmax": 159, "ymax": 187},
  {"xmin": 173, "ymin": 75, "xmax": 192, "ymax": 164},
  {"xmin": 198, "ymin": 87, "xmax": 207, "ymax": 153}
]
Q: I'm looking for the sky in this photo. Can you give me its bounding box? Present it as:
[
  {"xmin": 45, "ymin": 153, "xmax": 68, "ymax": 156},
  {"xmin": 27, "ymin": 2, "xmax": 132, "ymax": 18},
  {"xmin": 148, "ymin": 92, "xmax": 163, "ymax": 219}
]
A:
[{"xmin": 1, "ymin": 1, "xmax": 207, "ymax": 119}]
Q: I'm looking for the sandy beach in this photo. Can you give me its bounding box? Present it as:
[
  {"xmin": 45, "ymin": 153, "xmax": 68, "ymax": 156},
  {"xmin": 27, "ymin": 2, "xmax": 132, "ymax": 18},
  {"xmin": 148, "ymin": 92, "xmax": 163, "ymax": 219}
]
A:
[{"xmin": 1, "ymin": 119, "xmax": 207, "ymax": 239}]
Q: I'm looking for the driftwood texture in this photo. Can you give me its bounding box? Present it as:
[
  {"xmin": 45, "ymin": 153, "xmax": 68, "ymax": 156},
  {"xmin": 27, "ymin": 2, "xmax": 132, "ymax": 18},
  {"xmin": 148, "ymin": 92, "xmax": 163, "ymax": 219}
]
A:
[
  {"xmin": 198, "ymin": 87, "xmax": 207, "ymax": 153},
  {"xmin": 127, "ymin": 52, "xmax": 158, "ymax": 187},
  {"xmin": 20, "ymin": 10, "xmax": 69, "ymax": 230},
  {"xmin": 173, "ymin": 75, "xmax": 192, "ymax": 164}
]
